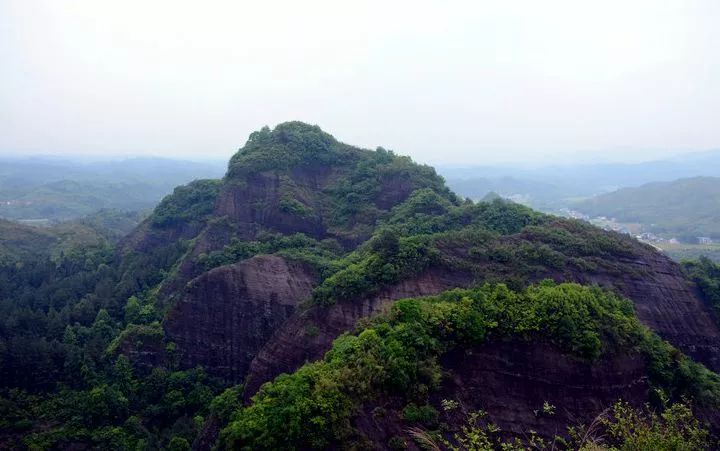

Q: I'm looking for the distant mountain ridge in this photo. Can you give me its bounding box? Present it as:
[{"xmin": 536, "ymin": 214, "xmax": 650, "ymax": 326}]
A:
[
  {"xmin": 440, "ymin": 149, "xmax": 720, "ymax": 209},
  {"xmin": 575, "ymin": 176, "xmax": 720, "ymax": 241},
  {"xmin": 0, "ymin": 157, "xmax": 225, "ymax": 221}
]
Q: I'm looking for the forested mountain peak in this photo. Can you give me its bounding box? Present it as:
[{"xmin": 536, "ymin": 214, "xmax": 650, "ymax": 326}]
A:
[
  {"xmin": 226, "ymin": 122, "xmax": 344, "ymax": 177},
  {"xmin": 3, "ymin": 124, "xmax": 720, "ymax": 449}
]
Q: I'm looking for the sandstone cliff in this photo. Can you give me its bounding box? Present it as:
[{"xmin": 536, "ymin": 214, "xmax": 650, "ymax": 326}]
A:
[
  {"xmin": 243, "ymin": 232, "xmax": 720, "ymax": 399},
  {"xmin": 353, "ymin": 340, "xmax": 651, "ymax": 449},
  {"xmin": 111, "ymin": 123, "xmax": 720, "ymax": 449},
  {"xmin": 163, "ymin": 255, "xmax": 316, "ymax": 383}
]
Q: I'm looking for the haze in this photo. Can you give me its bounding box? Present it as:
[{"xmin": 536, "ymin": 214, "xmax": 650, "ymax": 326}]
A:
[{"xmin": 1, "ymin": 0, "xmax": 719, "ymax": 165}]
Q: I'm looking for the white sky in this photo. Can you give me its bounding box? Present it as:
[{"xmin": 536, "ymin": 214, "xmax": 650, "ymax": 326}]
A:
[{"xmin": 1, "ymin": 0, "xmax": 719, "ymax": 165}]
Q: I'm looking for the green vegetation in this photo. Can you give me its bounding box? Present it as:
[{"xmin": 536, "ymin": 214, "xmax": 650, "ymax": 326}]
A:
[
  {"xmin": 196, "ymin": 232, "xmax": 344, "ymax": 274},
  {"xmin": 309, "ymin": 191, "xmax": 549, "ymax": 305},
  {"xmin": 325, "ymin": 147, "xmax": 452, "ymax": 232},
  {"xmin": 0, "ymin": 243, "xmax": 118, "ymax": 390},
  {"xmin": 312, "ymin": 230, "xmax": 439, "ymax": 305},
  {"xmin": 409, "ymin": 400, "xmax": 713, "ymax": 450},
  {"xmin": 309, "ymin": 192, "xmax": 643, "ymax": 306},
  {"xmin": 219, "ymin": 282, "xmax": 720, "ymax": 450},
  {"xmin": 75, "ymin": 209, "xmax": 147, "ymax": 241},
  {"xmin": 225, "ymin": 122, "xmax": 453, "ymax": 242},
  {"xmin": 227, "ymin": 122, "xmax": 349, "ymax": 177},
  {"xmin": 14, "ymin": 364, "xmax": 220, "ymax": 450},
  {"xmin": 0, "ymin": 218, "xmax": 205, "ymax": 448},
  {"xmin": 402, "ymin": 403, "xmax": 439, "ymax": 426},
  {"xmin": 592, "ymin": 400, "xmax": 712, "ymax": 450},
  {"xmin": 3, "ymin": 124, "xmax": 720, "ymax": 449},
  {"xmin": 0, "ymin": 219, "xmax": 57, "ymax": 264},
  {"xmin": 660, "ymin": 242, "xmax": 720, "ymax": 263},
  {"xmin": 382, "ymin": 188, "xmax": 543, "ymax": 236},
  {"xmin": 0, "ymin": 123, "xmax": 460, "ymax": 448},
  {"xmin": 576, "ymin": 176, "xmax": 720, "ymax": 241},
  {"xmin": 683, "ymin": 257, "xmax": 720, "ymax": 318},
  {"xmin": 106, "ymin": 322, "xmax": 163, "ymax": 355},
  {"xmin": 0, "ymin": 228, "xmax": 220, "ymax": 448},
  {"xmin": 152, "ymin": 179, "xmax": 222, "ymax": 228}
]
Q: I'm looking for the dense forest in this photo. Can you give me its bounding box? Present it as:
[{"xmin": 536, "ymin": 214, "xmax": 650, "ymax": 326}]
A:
[{"xmin": 1, "ymin": 123, "xmax": 720, "ymax": 450}]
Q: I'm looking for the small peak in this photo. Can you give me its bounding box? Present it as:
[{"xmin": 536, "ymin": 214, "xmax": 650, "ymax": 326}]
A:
[
  {"xmin": 481, "ymin": 191, "xmax": 504, "ymax": 202},
  {"xmin": 246, "ymin": 121, "xmax": 337, "ymax": 148},
  {"xmin": 227, "ymin": 122, "xmax": 343, "ymax": 177}
]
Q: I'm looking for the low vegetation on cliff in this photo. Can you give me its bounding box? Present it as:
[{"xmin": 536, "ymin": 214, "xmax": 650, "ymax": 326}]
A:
[
  {"xmin": 684, "ymin": 256, "xmax": 720, "ymax": 319},
  {"xmin": 219, "ymin": 282, "xmax": 720, "ymax": 450}
]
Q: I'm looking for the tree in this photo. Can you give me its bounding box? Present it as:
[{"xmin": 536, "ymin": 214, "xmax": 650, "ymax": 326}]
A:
[
  {"xmin": 167, "ymin": 436, "xmax": 191, "ymax": 451},
  {"xmin": 124, "ymin": 296, "xmax": 141, "ymax": 325}
]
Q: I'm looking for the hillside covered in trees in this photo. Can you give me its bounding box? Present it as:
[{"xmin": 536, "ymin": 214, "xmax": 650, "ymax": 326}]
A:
[
  {"xmin": 2, "ymin": 123, "xmax": 720, "ymax": 450},
  {"xmin": 575, "ymin": 176, "xmax": 720, "ymax": 241}
]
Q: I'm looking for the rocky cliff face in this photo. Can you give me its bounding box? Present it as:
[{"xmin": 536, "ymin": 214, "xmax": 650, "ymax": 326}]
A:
[
  {"xmin": 163, "ymin": 255, "xmax": 316, "ymax": 383},
  {"xmin": 570, "ymin": 252, "xmax": 720, "ymax": 372},
  {"xmin": 118, "ymin": 123, "xmax": 455, "ymax": 380},
  {"xmin": 243, "ymin": 234, "xmax": 720, "ymax": 400},
  {"xmin": 118, "ymin": 122, "xmax": 453, "ymax": 312},
  {"xmin": 353, "ymin": 340, "xmax": 651, "ymax": 449},
  {"xmin": 244, "ymin": 267, "xmax": 474, "ymax": 398},
  {"xmin": 112, "ymin": 123, "xmax": 720, "ymax": 449},
  {"xmin": 216, "ymin": 168, "xmax": 333, "ymax": 241}
]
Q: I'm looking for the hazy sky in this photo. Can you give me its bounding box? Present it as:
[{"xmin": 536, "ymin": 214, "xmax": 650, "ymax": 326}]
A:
[{"xmin": 1, "ymin": 0, "xmax": 719, "ymax": 165}]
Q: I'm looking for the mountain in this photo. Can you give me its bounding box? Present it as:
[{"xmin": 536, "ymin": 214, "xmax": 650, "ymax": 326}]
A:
[
  {"xmin": 0, "ymin": 157, "xmax": 225, "ymax": 221},
  {"xmin": 574, "ymin": 176, "xmax": 720, "ymax": 241},
  {"xmin": 440, "ymin": 150, "xmax": 720, "ymax": 211},
  {"xmin": 2, "ymin": 123, "xmax": 720, "ymax": 449},
  {"xmin": 445, "ymin": 176, "xmax": 566, "ymax": 207},
  {"xmin": 219, "ymin": 282, "xmax": 720, "ymax": 450},
  {"xmin": 0, "ymin": 215, "xmax": 124, "ymax": 265}
]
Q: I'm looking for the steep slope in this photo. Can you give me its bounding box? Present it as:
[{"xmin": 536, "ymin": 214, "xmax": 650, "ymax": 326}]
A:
[
  {"xmin": 121, "ymin": 122, "xmax": 457, "ymax": 382},
  {"xmin": 218, "ymin": 283, "xmax": 720, "ymax": 450},
  {"xmin": 6, "ymin": 123, "xmax": 720, "ymax": 450},
  {"xmin": 119, "ymin": 123, "xmax": 451, "ymax": 297},
  {"xmin": 114, "ymin": 123, "xmax": 720, "ymax": 387},
  {"xmin": 244, "ymin": 211, "xmax": 720, "ymax": 398},
  {"xmin": 163, "ymin": 255, "xmax": 316, "ymax": 382},
  {"xmin": 108, "ymin": 123, "xmax": 720, "ymax": 449}
]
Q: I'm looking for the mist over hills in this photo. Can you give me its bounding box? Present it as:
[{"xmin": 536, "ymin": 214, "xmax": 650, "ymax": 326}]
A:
[
  {"xmin": 0, "ymin": 157, "xmax": 225, "ymax": 221},
  {"xmin": 575, "ymin": 176, "xmax": 720, "ymax": 240},
  {"xmin": 3, "ymin": 148, "xmax": 719, "ymax": 224},
  {"xmin": 440, "ymin": 149, "xmax": 720, "ymax": 209}
]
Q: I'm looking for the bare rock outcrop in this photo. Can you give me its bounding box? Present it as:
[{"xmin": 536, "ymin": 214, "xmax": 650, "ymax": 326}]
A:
[
  {"xmin": 353, "ymin": 340, "xmax": 651, "ymax": 449},
  {"xmin": 244, "ymin": 245, "xmax": 720, "ymax": 400},
  {"xmin": 243, "ymin": 267, "xmax": 474, "ymax": 398},
  {"xmin": 163, "ymin": 255, "xmax": 316, "ymax": 383}
]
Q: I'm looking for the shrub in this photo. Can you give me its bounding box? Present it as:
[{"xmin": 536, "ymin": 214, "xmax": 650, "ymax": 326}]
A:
[
  {"xmin": 152, "ymin": 179, "xmax": 221, "ymax": 228},
  {"xmin": 402, "ymin": 403, "xmax": 439, "ymax": 426},
  {"xmin": 219, "ymin": 283, "xmax": 720, "ymax": 449}
]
